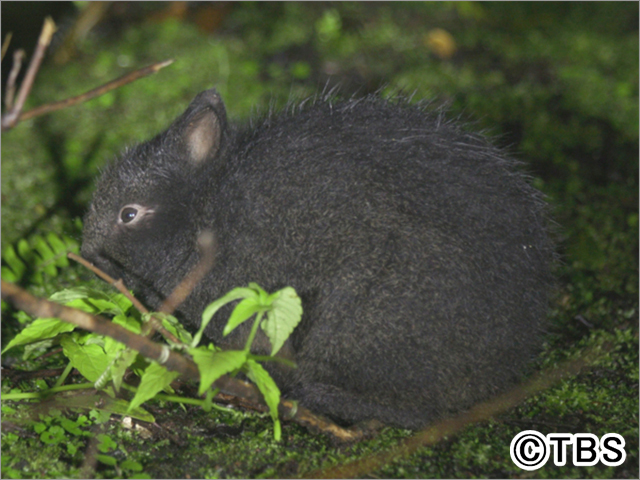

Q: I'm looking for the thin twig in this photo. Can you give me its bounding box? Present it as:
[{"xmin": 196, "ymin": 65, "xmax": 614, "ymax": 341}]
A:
[
  {"xmin": 68, "ymin": 252, "xmax": 148, "ymax": 314},
  {"xmin": 78, "ymin": 428, "xmax": 100, "ymax": 478},
  {"xmin": 18, "ymin": 59, "xmax": 174, "ymax": 122},
  {"xmin": 1, "ymin": 17, "xmax": 56, "ymax": 131},
  {"xmin": 2, "ymin": 32, "xmax": 13, "ymax": 61},
  {"xmin": 307, "ymin": 342, "xmax": 613, "ymax": 478},
  {"xmin": 159, "ymin": 231, "xmax": 216, "ymax": 315},
  {"xmin": 68, "ymin": 252, "xmax": 180, "ymax": 343},
  {"xmin": 5, "ymin": 49, "xmax": 25, "ymax": 110},
  {"xmin": 70, "ymin": 230, "xmax": 214, "ymax": 340}
]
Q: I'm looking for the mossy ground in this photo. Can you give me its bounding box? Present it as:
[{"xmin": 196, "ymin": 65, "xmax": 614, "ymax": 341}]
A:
[{"xmin": 2, "ymin": 3, "xmax": 638, "ymax": 478}]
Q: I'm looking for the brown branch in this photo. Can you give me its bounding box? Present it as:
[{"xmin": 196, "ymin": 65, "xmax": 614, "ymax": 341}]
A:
[
  {"xmin": 70, "ymin": 230, "xmax": 214, "ymax": 342},
  {"xmin": 5, "ymin": 49, "xmax": 25, "ymax": 110},
  {"xmin": 69, "ymin": 251, "xmax": 177, "ymax": 344},
  {"xmin": 307, "ymin": 342, "xmax": 613, "ymax": 478},
  {"xmin": 2, "ymin": 32, "xmax": 13, "ymax": 61},
  {"xmin": 68, "ymin": 252, "xmax": 149, "ymax": 314},
  {"xmin": 159, "ymin": 231, "xmax": 216, "ymax": 315},
  {"xmin": 17, "ymin": 59, "xmax": 174, "ymax": 123},
  {"xmin": 1, "ymin": 17, "xmax": 56, "ymax": 131}
]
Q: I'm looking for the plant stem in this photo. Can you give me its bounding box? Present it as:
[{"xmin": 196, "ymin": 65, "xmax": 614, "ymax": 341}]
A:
[
  {"xmin": 3, "ymin": 382, "xmax": 95, "ymax": 400},
  {"xmin": 244, "ymin": 312, "xmax": 264, "ymax": 353},
  {"xmin": 53, "ymin": 361, "xmax": 75, "ymax": 388}
]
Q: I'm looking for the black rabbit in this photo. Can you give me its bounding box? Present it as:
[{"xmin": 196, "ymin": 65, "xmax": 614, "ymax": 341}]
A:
[{"xmin": 82, "ymin": 89, "xmax": 555, "ymax": 428}]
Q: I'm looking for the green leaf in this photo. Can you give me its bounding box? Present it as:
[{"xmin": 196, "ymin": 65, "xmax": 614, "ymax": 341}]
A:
[
  {"xmin": 1, "ymin": 265, "xmax": 18, "ymax": 282},
  {"xmin": 103, "ymin": 336, "xmax": 126, "ymax": 357},
  {"xmin": 110, "ymin": 294, "xmax": 134, "ymax": 315},
  {"xmin": 16, "ymin": 239, "xmax": 33, "ymax": 263},
  {"xmin": 121, "ymin": 460, "xmax": 144, "ymax": 472},
  {"xmin": 34, "ymin": 423, "xmax": 47, "ymax": 434},
  {"xmin": 261, "ymin": 287, "xmax": 303, "ymax": 355},
  {"xmin": 20, "ymin": 338, "xmax": 55, "ymax": 362},
  {"xmin": 101, "ymin": 330, "xmax": 137, "ymax": 392},
  {"xmin": 96, "ymin": 455, "xmax": 117, "ymax": 466},
  {"xmin": 248, "ymin": 282, "xmax": 269, "ymax": 301},
  {"xmin": 102, "ymin": 313, "xmax": 141, "ymax": 378},
  {"xmin": 1, "ymin": 405, "xmax": 16, "ymax": 415},
  {"xmin": 46, "ymin": 232, "xmax": 71, "ymax": 268},
  {"xmin": 50, "ymin": 288, "xmax": 133, "ymax": 316},
  {"xmin": 1, "ymin": 318, "xmax": 76, "ymax": 354},
  {"xmin": 33, "ymin": 236, "xmax": 57, "ymax": 276},
  {"xmin": 1, "ymin": 244, "xmax": 26, "ymax": 280},
  {"xmin": 59, "ymin": 417, "xmax": 83, "ymax": 436},
  {"xmin": 190, "ymin": 348, "xmax": 248, "ymax": 395},
  {"xmin": 127, "ymin": 362, "xmax": 180, "ymax": 412},
  {"xmin": 60, "ymin": 335, "xmax": 112, "ymax": 383},
  {"xmin": 109, "ymin": 349, "xmax": 138, "ymax": 392},
  {"xmin": 97, "ymin": 433, "xmax": 117, "ymax": 453},
  {"xmin": 40, "ymin": 425, "xmax": 65, "ymax": 445},
  {"xmin": 110, "ymin": 313, "xmax": 141, "ymax": 335},
  {"xmin": 193, "ymin": 287, "xmax": 257, "ymax": 347},
  {"xmin": 1, "ymin": 234, "xmax": 78, "ymax": 284},
  {"xmin": 223, "ymin": 297, "xmax": 262, "ymax": 336},
  {"xmin": 65, "ymin": 298, "xmax": 121, "ymax": 316},
  {"xmin": 245, "ymin": 359, "xmax": 282, "ymax": 441},
  {"xmin": 89, "ymin": 409, "xmax": 112, "ymax": 424},
  {"xmin": 155, "ymin": 313, "xmax": 193, "ymax": 344},
  {"xmin": 16, "ymin": 238, "xmax": 43, "ymax": 285},
  {"xmin": 48, "ymin": 287, "xmax": 92, "ymax": 304}
]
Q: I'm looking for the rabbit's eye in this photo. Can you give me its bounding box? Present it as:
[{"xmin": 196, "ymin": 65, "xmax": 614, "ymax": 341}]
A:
[
  {"xmin": 118, "ymin": 204, "xmax": 153, "ymax": 226},
  {"xmin": 120, "ymin": 207, "xmax": 138, "ymax": 223}
]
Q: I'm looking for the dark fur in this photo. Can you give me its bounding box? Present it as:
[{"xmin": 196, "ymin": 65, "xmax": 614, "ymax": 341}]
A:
[{"xmin": 82, "ymin": 89, "xmax": 555, "ymax": 429}]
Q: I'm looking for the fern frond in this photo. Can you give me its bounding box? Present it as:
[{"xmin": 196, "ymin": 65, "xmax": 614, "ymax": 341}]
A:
[{"xmin": 1, "ymin": 232, "xmax": 79, "ymax": 285}]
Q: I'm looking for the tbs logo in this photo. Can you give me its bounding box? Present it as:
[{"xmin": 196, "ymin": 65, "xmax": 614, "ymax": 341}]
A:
[{"xmin": 510, "ymin": 430, "xmax": 626, "ymax": 471}]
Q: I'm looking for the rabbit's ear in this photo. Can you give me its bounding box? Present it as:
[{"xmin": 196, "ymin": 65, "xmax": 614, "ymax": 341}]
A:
[
  {"xmin": 169, "ymin": 89, "xmax": 228, "ymax": 166},
  {"xmin": 184, "ymin": 106, "xmax": 222, "ymax": 164}
]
